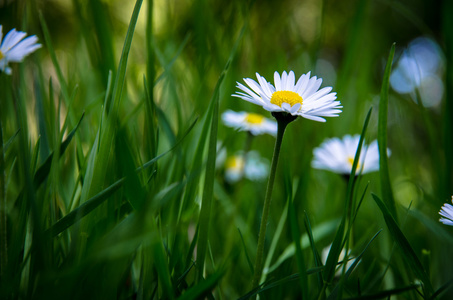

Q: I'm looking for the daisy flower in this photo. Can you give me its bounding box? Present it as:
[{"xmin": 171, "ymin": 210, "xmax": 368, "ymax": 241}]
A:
[
  {"xmin": 439, "ymin": 196, "xmax": 453, "ymax": 226},
  {"xmin": 222, "ymin": 110, "xmax": 277, "ymax": 136},
  {"xmin": 0, "ymin": 25, "xmax": 41, "ymax": 75},
  {"xmin": 224, "ymin": 151, "xmax": 269, "ymax": 183},
  {"xmin": 312, "ymin": 134, "xmax": 390, "ymax": 175},
  {"xmin": 232, "ymin": 70, "xmax": 342, "ymax": 122}
]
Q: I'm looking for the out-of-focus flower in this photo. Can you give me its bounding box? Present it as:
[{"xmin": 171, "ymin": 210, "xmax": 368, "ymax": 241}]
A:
[
  {"xmin": 390, "ymin": 37, "xmax": 444, "ymax": 108},
  {"xmin": 439, "ymin": 196, "xmax": 453, "ymax": 226},
  {"xmin": 224, "ymin": 151, "xmax": 269, "ymax": 184},
  {"xmin": 0, "ymin": 25, "xmax": 41, "ymax": 75},
  {"xmin": 232, "ymin": 70, "xmax": 342, "ymax": 122},
  {"xmin": 312, "ymin": 135, "xmax": 390, "ymax": 175},
  {"xmin": 222, "ymin": 110, "xmax": 277, "ymax": 136}
]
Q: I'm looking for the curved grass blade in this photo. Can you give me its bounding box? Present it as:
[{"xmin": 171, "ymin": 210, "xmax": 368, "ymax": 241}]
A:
[
  {"xmin": 303, "ymin": 212, "xmax": 323, "ymax": 292},
  {"xmin": 177, "ymin": 269, "xmax": 224, "ymax": 300},
  {"xmin": 378, "ymin": 43, "xmax": 398, "ymax": 221},
  {"xmin": 371, "ymin": 193, "xmax": 433, "ymax": 297},
  {"xmin": 238, "ymin": 228, "xmax": 254, "ymax": 275}
]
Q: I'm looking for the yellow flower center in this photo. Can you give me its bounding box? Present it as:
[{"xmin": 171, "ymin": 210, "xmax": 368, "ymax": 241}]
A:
[
  {"xmin": 348, "ymin": 157, "xmax": 361, "ymax": 171},
  {"xmin": 245, "ymin": 113, "xmax": 264, "ymax": 125},
  {"xmin": 226, "ymin": 156, "xmax": 244, "ymax": 170},
  {"xmin": 270, "ymin": 90, "xmax": 303, "ymax": 107},
  {"xmin": 0, "ymin": 50, "xmax": 4, "ymax": 60}
]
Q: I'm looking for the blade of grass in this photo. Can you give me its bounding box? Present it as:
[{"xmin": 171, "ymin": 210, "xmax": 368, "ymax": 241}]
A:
[
  {"xmin": 238, "ymin": 228, "xmax": 254, "ymax": 275},
  {"xmin": 371, "ymin": 193, "xmax": 433, "ymax": 297},
  {"xmin": 46, "ymin": 119, "xmax": 196, "ymax": 237},
  {"xmin": 304, "ymin": 212, "xmax": 323, "ymax": 292},
  {"xmin": 288, "ymin": 197, "xmax": 308, "ymax": 299},
  {"xmin": 196, "ymin": 25, "xmax": 245, "ymax": 282},
  {"xmin": 378, "ymin": 43, "xmax": 398, "ymax": 221},
  {"xmin": 328, "ymin": 230, "xmax": 382, "ymax": 300}
]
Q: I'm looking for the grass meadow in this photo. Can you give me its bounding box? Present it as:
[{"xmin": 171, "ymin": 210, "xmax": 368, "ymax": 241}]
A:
[{"xmin": 1, "ymin": 0, "xmax": 453, "ymax": 299}]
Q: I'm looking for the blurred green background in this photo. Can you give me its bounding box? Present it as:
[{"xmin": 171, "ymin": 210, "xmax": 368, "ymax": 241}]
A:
[{"xmin": 0, "ymin": 0, "xmax": 452, "ymax": 298}]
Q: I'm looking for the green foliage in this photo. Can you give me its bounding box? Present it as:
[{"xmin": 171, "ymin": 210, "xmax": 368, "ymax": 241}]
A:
[{"xmin": 0, "ymin": 0, "xmax": 451, "ymax": 299}]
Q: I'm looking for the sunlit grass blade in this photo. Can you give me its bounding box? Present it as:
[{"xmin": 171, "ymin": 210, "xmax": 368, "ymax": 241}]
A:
[
  {"xmin": 378, "ymin": 43, "xmax": 398, "ymax": 221},
  {"xmin": 288, "ymin": 197, "xmax": 308, "ymax": 299},
  {"xmin": 371, "ymin": 193, "xmax": 433, "ymax": 297},
  {"xmin": 109, "ymin": 0, "xmax": 143, "ymax": 115}
]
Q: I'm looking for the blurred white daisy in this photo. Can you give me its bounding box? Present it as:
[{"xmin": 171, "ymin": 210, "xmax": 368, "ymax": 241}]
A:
[
  {"xmin": 224, "ymin": 151, "xmax": 269, "ymax": 183},
  {"xmin": 0, "ymin": 25, "xmax": 41, "ymax": 75},
  {"xmin": 232, "ymin": 70, "xmax": 342, "ymax": 122},
  {"xmin": 439, "ymin": 196, "xmax": 453, "ymax": 226},
  {"xmin": 222, "ymin": 110, "xmax": 277, "ymax": 136},
  {"xmin": 312, "ymin": 135, "xmax": 390, "ymax": 175}
]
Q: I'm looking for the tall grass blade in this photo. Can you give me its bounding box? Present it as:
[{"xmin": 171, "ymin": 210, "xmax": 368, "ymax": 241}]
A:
[
  {"xmin": 378, "ymin": 43, "xmax": 398, "ymax": 221},
  {"xmin": 288, "ymin": 198, "xmax": 308, "ymax": 299},
  {"xmin": 371, "ymin": 193, "xmax": 433, "ymax": 297},
  {"xmin": 196, "ymin": 25, "xmax": 245, "ymax": 281}
]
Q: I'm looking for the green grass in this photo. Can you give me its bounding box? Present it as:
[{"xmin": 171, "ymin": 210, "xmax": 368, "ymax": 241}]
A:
[{"xmin": 0, "ymin": 0, "xmax": 452, "ymax": 299}]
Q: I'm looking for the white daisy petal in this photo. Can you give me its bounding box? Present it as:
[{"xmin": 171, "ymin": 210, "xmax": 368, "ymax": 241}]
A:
[
  {"xmin": 0, "ymin": 26, "xmax": 41, "ymax": 75},
  {"xmin": 312, "ymin": 135, "xmax": 390, "ymax": 175},
  {"xmin": 439, "ymin": 197, "xmax": 453, "ymax": 226},
  {"xmin": 221, "ymin": 110, "xmax": 277, "ymax": 137},
  {"xmin": 232, "ymin": 70, "xmax": 341, "ymax": 122}
]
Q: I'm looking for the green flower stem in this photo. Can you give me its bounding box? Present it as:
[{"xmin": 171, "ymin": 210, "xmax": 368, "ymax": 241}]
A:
[{"xmin": 252, "ymin": 113, "xmax": 295, "ymax": 289}]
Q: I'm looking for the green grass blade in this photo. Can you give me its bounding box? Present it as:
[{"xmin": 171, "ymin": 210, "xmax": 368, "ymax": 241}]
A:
[
  {"xmin": 115, "ymin": 129, "xmax": 146, "ymax": 211},
  {"xmin": 343, "ymin": 284, "xmax": 420, "ymax": 300},
  {"xmin": 109, "ymin": 0, "xmax": 143, "ymax": 115},
  {"xmin": 195, "ymin": 25, "xmax": 245, "ymax": 281},
  {"xmin": 2, "ymin": 128, "xmax": 20, "ymax": 153},
  {"xmin": 328, "ymin": 230, "xmax": 382, "ymax": 300},
  {"xmin": 288, "ymin": 198, "xmax": 308, "ymax": 299},
  {"xmin": 177, "ymin": 269, "xmax": 224, "ymax": 300},
  {"xmin": 303, "ymin": 212, "xmax": 323, "ymax": 292},
  {"xmin": 38, "ymin": 11, "xmax": 71, "ymax": 107},
  {"xmin": 33, "ymin": 113, "xmax": 84, "ymax": 188},
  {"xmin": 195, "ymin": 74, "xmax": 220, "ymax": 281},
  {"xmin": 378, "ymin": 43, "xmax": 398, "ymax": 221},
  {"xmin": 371, "ymin": 193, "xmax": 433, "ymax": 297},
  {"xmin": 238, "ymin": 228, "xmax": 254, "ymax": 275}
]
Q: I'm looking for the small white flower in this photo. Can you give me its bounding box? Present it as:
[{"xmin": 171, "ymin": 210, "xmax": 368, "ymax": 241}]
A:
[
  {"xmin": 224, "ymin": 151, "xmax": 269, "ymax": 183},
  {"xmin": 312, "ymin": 135, "xmax": 390, "ymax": 175},
  {"xmin": 0, "ymin": 25, "xmax": 41, "ymax": 75},
  {"xmin": 439, "ymin": 196, "xmax": 453, "ymax": 226},
  {"xmin": 232, "ymin": 70, "xmax": 342, "ymax": 122},
  {"xmin": 222, "ymin": 110, "xmax": 277, "ymax": 136}
]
